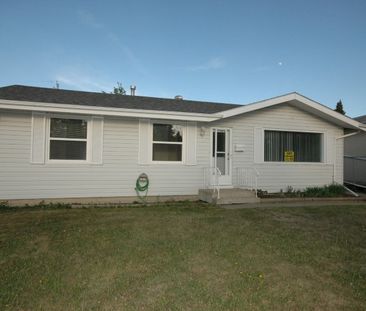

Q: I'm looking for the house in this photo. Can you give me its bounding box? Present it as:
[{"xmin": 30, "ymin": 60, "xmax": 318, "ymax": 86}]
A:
[
  {"xmin": 344, "ymin": 115, "xmax": 366, "ymax": 187},
  {"xmin": 0, "ymin": 85, "xmax": 363, "ymax": 204}
]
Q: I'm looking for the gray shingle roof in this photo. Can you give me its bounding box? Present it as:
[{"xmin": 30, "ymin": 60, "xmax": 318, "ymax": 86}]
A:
[
  {"xmin": 355, "ymin": 115, "xmax": 366, "ymax": 124},
  {"xmin": 0, "ymin": 85, "xmax": 241, "ymax": 114}
]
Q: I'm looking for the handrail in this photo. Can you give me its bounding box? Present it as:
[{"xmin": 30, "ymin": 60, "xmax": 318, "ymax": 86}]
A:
[
  {"xmin": 236, "ymin": 167, "xmax": 259, "ymax": 197},
  {"xmin": 252, "ymin": 167, "xmax": 260, "ymax": 177},
  {"xmin": 203, "ymin": 167, "xmax": 222, "ymax": 199}
]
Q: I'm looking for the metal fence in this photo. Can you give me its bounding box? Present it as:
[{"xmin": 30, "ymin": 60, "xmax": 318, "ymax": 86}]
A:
[{"xmin": 344, "ymin": 155, "xmax": 366, "ymax": 187}]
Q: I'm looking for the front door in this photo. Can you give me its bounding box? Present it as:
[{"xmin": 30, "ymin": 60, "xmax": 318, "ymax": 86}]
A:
[{"xmin": 211, "ymin": 128, "xmax": 232, "ymax": 186}]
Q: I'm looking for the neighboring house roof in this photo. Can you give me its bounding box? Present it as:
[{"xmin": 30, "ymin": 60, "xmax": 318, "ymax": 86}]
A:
[
  {"xmin": 0, "ymin": 84, "xmax": 362, "ymax": 130},
  {"xmin": 0, "ymin": 85, "xmax": 240, "ymax": 114},
  {"xmin": 355, "ymin": 115, "xmax": 366, "ymax": 124}
]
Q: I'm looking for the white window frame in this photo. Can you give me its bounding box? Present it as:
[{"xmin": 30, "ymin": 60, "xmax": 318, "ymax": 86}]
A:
[
  {"xmin": 46, "ymin": 114, "xmax": 92, "ymax": 164},
  {"xmin": 150, "ymin": 120, "xmax": 186, "ymax": 164},
  {"xmin": 262, "ymin": 127, "xmax": 325, "ymax": 164}
]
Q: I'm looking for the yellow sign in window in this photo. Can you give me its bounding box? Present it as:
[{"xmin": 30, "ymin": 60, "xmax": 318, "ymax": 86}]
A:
[{"xmin": 284, "ymin": 151, "xmax": 295, "ymax": 162}]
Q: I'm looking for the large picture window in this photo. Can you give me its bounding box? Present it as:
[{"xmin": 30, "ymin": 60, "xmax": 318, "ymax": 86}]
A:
[
  {"xmin": 152, "ymin": 123, "xmax": 183, "ymax": 162},
  {"xmin": 264, "ymin": 130, "xmax": 322, "ymax": 162},
  {"xmin": 49, "ymin": 118, "xmax": 88, "ymax": 160}
]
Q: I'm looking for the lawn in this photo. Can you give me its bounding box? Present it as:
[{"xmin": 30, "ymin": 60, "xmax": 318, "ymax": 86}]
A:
[{"xmin": 1, "ymin": 203, "xmax": 366, "ymax": 310}]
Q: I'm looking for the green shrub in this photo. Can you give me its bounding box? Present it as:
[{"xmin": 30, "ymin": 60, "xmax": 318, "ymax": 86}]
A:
[
  {"xmin": 257, "ymin": 189, "xmax": 268, "ymax": 198},
  {"xmin": 303, "ymin": 184, "xmax": 346, "ymax": 197},
  {"xmin": 260, "ymin": 184, "xmax": 347, "ymax": 199},
  {"xmin": 0, "ymin": 201, "xmax": 10, "ymax": 209},
  {"xmin": 1, "ymin": 201, "xmax": 73, "ymax": 210},
  {"xmin": 28, "ymin": 201, "xmax": 73, "ymax": 209},
  {"xmin": 285, "ymin": 186, "xmax": 303, "ymax": 197}
]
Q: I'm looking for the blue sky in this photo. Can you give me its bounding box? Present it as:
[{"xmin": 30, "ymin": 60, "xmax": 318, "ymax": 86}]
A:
[{"xmin": 0, "ymin": 0, "xmax": 365, "ymax": 117}]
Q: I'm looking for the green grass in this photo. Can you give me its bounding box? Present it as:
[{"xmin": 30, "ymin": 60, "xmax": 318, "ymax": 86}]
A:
[{"xmin": 1, "ymin": 202, "xmax": 366, "ymax": 310}]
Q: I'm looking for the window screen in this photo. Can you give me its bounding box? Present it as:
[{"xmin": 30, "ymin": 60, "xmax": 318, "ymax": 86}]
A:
[
  {"xmin": 264, "ymin": 130, "xmax": 322, "ymax": 162},
  {"xmin": 152, "ymin": 123, "xmax": 183, "ymax": 162},
  {"xmin": 49, "ymin": 118, "xmax": 87, "ymax": 160}
]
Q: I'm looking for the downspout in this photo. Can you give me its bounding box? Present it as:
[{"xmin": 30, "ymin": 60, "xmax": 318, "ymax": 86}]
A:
[{"xmin": 344, "ymin": 185, "xmax": 359, "ymax": 197}]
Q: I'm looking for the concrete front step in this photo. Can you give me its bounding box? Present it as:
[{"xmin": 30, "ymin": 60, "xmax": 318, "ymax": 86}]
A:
[{"xmin": 199, "ymin": 188, "xmax": 260, "ymax": 204}]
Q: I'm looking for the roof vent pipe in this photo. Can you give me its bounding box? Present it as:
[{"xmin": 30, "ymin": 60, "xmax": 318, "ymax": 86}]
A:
[
  {"xmin": 130, "ymin": 85, "xmax": 136, "ymax": 96},
  {"xmin": 175, "ymin": 95, "xmax": 183, "ymax": 100}
]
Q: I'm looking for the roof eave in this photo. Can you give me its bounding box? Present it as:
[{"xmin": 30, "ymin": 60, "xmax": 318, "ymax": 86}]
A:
[
  {"xmin": 293, "ymin": 93, "xmax": 361, "ymax": 130},
  {"xmin": 0, "ymin": 99, "xmax": 222, "ymax": 122},
  {"xmin": 213, "ymin": 92, "xmax": 361, "ymax": 130}
]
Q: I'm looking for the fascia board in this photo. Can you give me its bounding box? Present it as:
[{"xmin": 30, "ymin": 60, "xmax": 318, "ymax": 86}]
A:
[
  {"xmin": 215, "ymin": 92, "xmax": 360, "ymax": 130},
  {"xmin": 0, "ymin": 99, "xmax": 221, "ymax": 122}
]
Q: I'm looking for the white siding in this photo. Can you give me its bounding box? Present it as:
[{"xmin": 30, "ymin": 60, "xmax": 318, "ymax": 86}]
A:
[
  {"xmin": 209, "ymin": 104, "xmax": 344, "ymax": 192},
  {"xmin": 0, "ymin": 103, "xmax": 345, "ymax": 199},
  {"xmin": 0, "ymin": 111, "xmax": 207, "ymax": 199}
]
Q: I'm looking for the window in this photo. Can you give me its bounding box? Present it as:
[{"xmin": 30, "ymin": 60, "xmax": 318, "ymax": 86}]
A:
[
  {"xmin": 264, "ymin": 130, "xmax": 322, "ymax": 162},
  {"xmin": 49, "ymin": 118, "xmax": 88, "ymax": 160},
  {"xmin": 152, "ymin": 123, "xmax": 183, "ymax": 161}
]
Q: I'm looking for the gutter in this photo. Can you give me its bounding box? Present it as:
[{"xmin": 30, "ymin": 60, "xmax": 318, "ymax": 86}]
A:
[
  {"xmin": 0, "ymin": 99, "xmax": 223, "ymax": 122},
  {"xmin": 335, "ymin": 131, "xmax": 360, "ymax": 140}
]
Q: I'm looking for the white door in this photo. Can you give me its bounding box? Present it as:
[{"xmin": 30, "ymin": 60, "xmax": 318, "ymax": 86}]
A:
[{"xmin": 211, "ymin": 128, "xmax": 232, "ymax": 186}]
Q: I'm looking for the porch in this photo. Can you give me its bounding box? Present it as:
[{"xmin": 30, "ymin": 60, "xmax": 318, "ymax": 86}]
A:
[{"xmin": 199, "ymin": 167, "xmax": 260, "ymax": 204}]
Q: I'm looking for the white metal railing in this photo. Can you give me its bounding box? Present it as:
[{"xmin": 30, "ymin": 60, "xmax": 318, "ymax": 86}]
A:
[
  {"xmin": 203, "ymin": 167, "xmax": 222, "ymax": 199},
  {"xmin": 236, "ymin": 167, "xmax": 259, "ymax": 197},
  {"xmin": 344, "ymin": 155, "xmax": 366, "ymax": 187}
]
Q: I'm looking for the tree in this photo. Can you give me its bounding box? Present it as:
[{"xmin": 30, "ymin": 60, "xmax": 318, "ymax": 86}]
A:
[
  {"xmin": 103, "ymin": 82, "xmax": 126, "ymax": 95},
  {"xmin": 335, "ymin": 100, "xmax": 345, "ymax": 115},
  {"xmin": 112, "ymin": 82, "xmax": 126, "ymax": 95}
]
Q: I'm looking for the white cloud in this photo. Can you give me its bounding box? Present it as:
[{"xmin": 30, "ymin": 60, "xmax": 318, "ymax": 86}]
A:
[
  {"xmin": 253, "ymin": 61, "xmax": 284, "ymax": 72},
  {"xmin": 253, "ymin": 65, "xmax": 271, "ymax": 72},
  {"xmin": 107, "ymin": 32, "xmax": 119, "ymax": 43},
  {"xmin": 55, "ymin": 71, "xmax": 113, "ymax": 92},
  {"xmin": 106, "ymin": 32, "xmax": 149, "ymax": 77},
  {"xmin": 77, "ymin": 10, "xmax": 104, "ymax": 29},
  {"xmin": 187, "ymin": 57, "xmax": 226, "ymax": 72},
  {"xmin": 76, "ymin": 9, "xmax": 148, "ymax": 78},
  {"xmin": 73, "ymin": 10, "xmax": 149, "ymax": 81}
]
